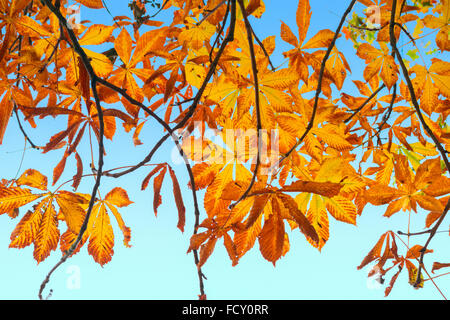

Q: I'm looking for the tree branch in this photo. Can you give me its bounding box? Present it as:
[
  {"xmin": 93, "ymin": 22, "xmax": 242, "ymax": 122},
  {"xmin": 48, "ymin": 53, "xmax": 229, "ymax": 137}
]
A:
[
  {"xmin": 273, "ymin": 0, "xmax": 357, "ymax": 168},
  {"xmin": 389, "ymin": 0, "xmax": 450, "ymax": 289},
  {"xmin": 38, "ymin": 0, "xmax": 106, "ymax": 300},
  {"xmin": 229, "ymin": 0, "xmax": 262, "ymax": 211}
]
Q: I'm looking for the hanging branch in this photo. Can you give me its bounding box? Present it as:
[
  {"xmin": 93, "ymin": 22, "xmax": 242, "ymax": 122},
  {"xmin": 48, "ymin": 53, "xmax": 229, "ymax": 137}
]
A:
[
  {"xmin": 38, "ymin": 0, "xmax": 237, "ymax": 299},
  {"xmin": 229, "ymin": 0, "xmax": 263, "ymax": 210},
  {"xmin": 209, "ymin": 0, "xmax": 230, "ymax": 63},
  {"xmin": 94, "ymin": 78, "xmax": 208, "ymax": 296},
  {"xmin": 389, "ymin": 0, "xmax": 450, "ymax": 288},
  {"xmin": 38, "ymin": 0, "xmax": 106, "ymax": 300}
]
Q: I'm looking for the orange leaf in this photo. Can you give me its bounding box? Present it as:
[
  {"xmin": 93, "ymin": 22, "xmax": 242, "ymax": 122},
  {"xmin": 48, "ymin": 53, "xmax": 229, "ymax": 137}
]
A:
[
  {"xmin": 278, "ymin": 194, "xmax": 319, "ymax": 244},
  {"xmin": 167, "ymin": 166, "xmax": 186, "ymax": 233},
  {"xmin": 0, "ymin": 96, "xmax": 13, "ymax": 144},
  {"xmin": 406, "ymin": 245, "xmax": 433, "ymax": 260},
  {"xmin": 296, "ymin": 0, "xmax": 312, "ymax": 45},
  {"xmin": 245, "ymin": 194, "xmax": 270, "ymax": 229},
  {"xmin": 9, "ymin": 200, "xmax": 47, "ymax": 249},
  {"xmin": 141, "ymin": 164, "xmax": 165, "ymax": 191},
  {"xmin": 432, "ymin": 262, "xmax": 450, "ymax": 273},
  {"xmin": 258, "ymin": 212, "xmax": 285, "ymax": 265},
  {"xmin": 74, "ymin": 0, "xmax": 103, "ymax": 9},
  {"xmin": 0, "ymin": 186, "xmax": 42, "ymax": 215},
  {"xmin": 357, "ymin": 232, "xmax": 388, "ymax": 270},
  {"xmin": 364, "ymin": 184, "xmax": 403, "ymax": 205},
  {"xmin": 33, "ymin": 201, "xmax": 60, "ymax": 263},
  {"xmin": 104, "ymin": 187, "xmax": 133, "ymax": 208},
  {"xmin": 88, "ymin": 203, "xmax": 114, "ymax": 266},
  {"xmin": 153, "ymin": 166, "xmax": 167, "ymax": 216},
  {"xmin": 302, "ymin": 29, "xmax": 337, "ymax": 49},
  {"xmin": 223, "ymin": 232, "xmax": 239, "ymax": 266},
  {"xmin": 16, "ymin": 169, "xmax": 48, "ymax": 191},
  {"xmin": 187, "ymin": 231, "xmax": 211, "ymax": 253},
  {"xmin": 281, "ymin": 180, "xmax": 342, "ymax": 198},
  {"xmin": 115, "ymin": 28, "xmax": 132, "ymax": 66},
  {"xmin": 198, "ymin": 236, "xmax": 218, "ymax": 267}
]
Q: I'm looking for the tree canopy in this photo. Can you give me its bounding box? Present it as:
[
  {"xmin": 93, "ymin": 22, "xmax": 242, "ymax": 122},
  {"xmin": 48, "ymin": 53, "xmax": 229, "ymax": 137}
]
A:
[{"xmin": 0, "ymin": 0, "xmax": 449, "ymax": 299}]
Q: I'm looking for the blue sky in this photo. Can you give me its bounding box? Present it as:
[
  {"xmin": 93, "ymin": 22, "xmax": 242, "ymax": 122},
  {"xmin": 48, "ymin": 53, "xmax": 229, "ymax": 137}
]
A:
[{"xmin": 0, "ymin": 0, "xmax": 449, "ymax": 300}]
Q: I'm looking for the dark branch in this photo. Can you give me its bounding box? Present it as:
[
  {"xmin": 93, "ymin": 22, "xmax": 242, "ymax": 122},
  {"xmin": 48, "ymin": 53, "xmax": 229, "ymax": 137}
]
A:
[
  {"xmin": 389, "ymin": 0, "xmax": 450, "ymax": 289},
  {"xmin": 275, "ymin": 0, "xmax": 358, "ymax": 168}
]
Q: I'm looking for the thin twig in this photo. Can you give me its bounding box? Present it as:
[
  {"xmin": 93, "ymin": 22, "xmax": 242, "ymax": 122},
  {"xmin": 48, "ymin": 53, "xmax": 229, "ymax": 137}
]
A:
[
  {"xmin": 197, "ymin": 0, "xmax": 226, "ymax": 26},
  {"xmin": 344, "ymin": 84, "xmax": 386, "ymax": 123},
  {"xmin": 13, "ymin": 104, "xmax": 38, "ymax": 149},
  {"xmin": 249, "ymin": 24, "xmax": 276, "ymax": 71},
  {"xmin": 392, "ymin": 232, "xmax": 447, "ymax": 300}
]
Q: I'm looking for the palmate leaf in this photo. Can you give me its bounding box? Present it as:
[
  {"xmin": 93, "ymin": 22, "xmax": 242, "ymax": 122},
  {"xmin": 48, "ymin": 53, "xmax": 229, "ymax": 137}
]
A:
[{"xmin": 83, "ymin": 188, "xmax": 134, "ymax": 265}]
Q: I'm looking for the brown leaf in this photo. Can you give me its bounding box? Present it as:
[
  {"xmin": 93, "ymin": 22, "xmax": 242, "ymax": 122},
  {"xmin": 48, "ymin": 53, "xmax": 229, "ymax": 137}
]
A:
[
  {"xmin": 281, "ymin": 180, "xmax": 342, "ymax": 198},
  {"xmin": 167, "ymin": 166, "xmax": 186, "ymax": 232},
  {"xmin": 153, "ymin": 166, "xmax": 167, "ymax": 216},
  {"xmin": 432, "ymin": 262, "xmax": 450, "ymax": 273},
  {"xmin": 258, "ymin": 209, "xmax": 285, "ymax": 266}
]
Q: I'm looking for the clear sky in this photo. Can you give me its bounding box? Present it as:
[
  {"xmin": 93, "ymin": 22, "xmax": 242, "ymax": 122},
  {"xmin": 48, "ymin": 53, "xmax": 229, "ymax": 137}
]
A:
[{"xmin": 0, "ymin": 0, "xmax": 449, "ymax": 300}]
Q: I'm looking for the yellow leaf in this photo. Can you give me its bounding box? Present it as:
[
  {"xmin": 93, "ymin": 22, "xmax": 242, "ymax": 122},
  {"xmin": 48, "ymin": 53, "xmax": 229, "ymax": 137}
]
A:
[
  {"xmin": 303, "ymin": 29, "xmax": 336, "ymax": 49},
  {"xmin": 0, "ymin": 186, "xmax": 42, "ymax": 215},
  {"xmin": 55, "ymin": 191, "xmax": 87, "ymax": 234},
  {"xmin": 178, "ymin": 18, "xmax": 215, "ymax": 50},
  {"xmin": 204, "ymin": 164, "xmax": 233, "ymax": 218},
  {"xmin": 16, "ymin": 169, "xmax": 48, "ymax": 191},
  {"xmin": 88, "ymin": 203, "xmax": 114, "ymax": 266},
  {"xmin": 306, "ymin": 194, "xmax": 329, "ymax": 250},
  {"xmin": 130, "ymin": 28, "xmax": 166, "ymax": 67},
  {"xmin": 79, "ymin": 24, "xmax": 115, "ymax": 46},
  {"xmin": 33, "ymin": 201, "xmax": 59, "ymax": 263},
  {"xmin": 9, "ymin": 198, "xmax": 48, "ymax": 249},
  {"xmin": 325, "ymin": 195, "xmax": 357, "ymax": 225},
  {"xmin": 15, "ymin": 15, "xmax": 52, "ymax": 38},
  {"xmin": 296, "ymin": 0, "xmax": 312, "ymax": 45},
  {"xmin": 115, "ymin": 28, "xmax": 133, "ymax": 66},
  {"xmin": 105, "ymin": 203, "xmax": 131, "ymax": 248}
]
